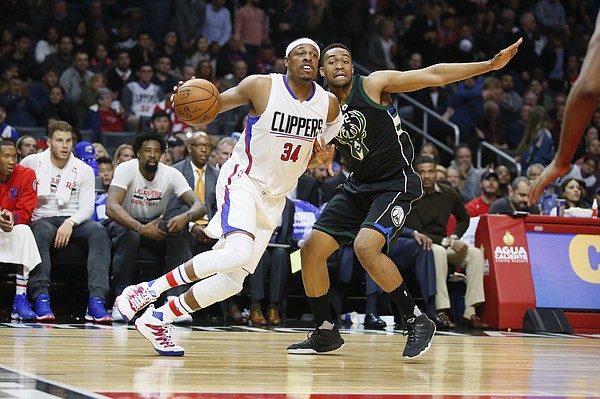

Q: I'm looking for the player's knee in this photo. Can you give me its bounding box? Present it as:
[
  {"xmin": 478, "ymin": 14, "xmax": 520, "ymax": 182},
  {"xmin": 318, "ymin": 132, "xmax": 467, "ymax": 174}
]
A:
[
  {"xmin": 192, "ymin": 273, "xmax": 244, "ymax": 307},
  {"xmin": 353, "ymin": 237, "xmax": 376, "ymax": 261}
]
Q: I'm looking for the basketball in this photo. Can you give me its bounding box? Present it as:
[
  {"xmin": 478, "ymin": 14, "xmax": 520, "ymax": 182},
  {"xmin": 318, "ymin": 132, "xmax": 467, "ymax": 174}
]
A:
[{"xmin": 173, "ymin": 79, "xmax": 221, "ymax": 126}]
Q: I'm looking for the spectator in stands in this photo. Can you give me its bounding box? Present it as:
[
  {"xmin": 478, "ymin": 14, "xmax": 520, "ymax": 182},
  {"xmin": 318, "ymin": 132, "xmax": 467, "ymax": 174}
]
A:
[
  {"xmin": 418, "ymin": 143, "xmax": 441, "ymax": 165},
  {"xmin": 534, "ymin": 0, "xmax": 565, "ymax": 30},
  {"xmin": 154, "ymin": 30, "xmax": 186, "ymax": 72},
  {"xmin": 476, "ymin": 100, "xmax": 508, "ymax": 153},
  {"xmin": 255, "ymin": 40, "xmax": 277, "ymax": 75},
  {"xmin": 516, "ymin": 105, "xmax": 555, "ymax": 172},
  {"xmin": 489, "ymin": 176, "xmax": 540, "ymax": 214},
  {"xmin": 174, "ymin": 0, "xmax": 206, "ymax": 53},
  {"xmin": 216, "ymin": 37, "xmax": 250, "ymax": 79},
  {"xmin": 83, "ymin": 87, "xmax": 127, "ymax": 142},
  {"xmin": 0, "ymin": 139, "xmax": 41, "ymax": 321},
  {"xmin": 527, "ymin": 163, "xmax": 557, "ymax": 215},
  {"xmin": 0, "ymin": 104, "xmax": 18, "ymax": 142},
  {"xmin": 72, "ymin": 19, "xmax": 93, "ymax": 57},
  {"xmin": 43, "ymin": 35, "xmax": 74, "ymax": 76},
  {"xmin": 549, "ymin": 178, "xmax": 586, "ymax": 215},
  {"xmin": 106, "ymin": 49, "xmax": 134, "ymax": 100},
  {"xmin": 0, "ymin": 76, "xmax": 41, "ymax": 128},
  {"xmin": 166, "ymin": 135, "xmax": 186, "ymax": 164},
  {"xmin": 92, "ymin": 143, "xmax": 110, "ymax": 160},
  {"xmin": 0, "ymin": 31, "xmax": 35, "ymax": 81},
  {"xmin": 364, "ymin": 17, "xmax": 397, "ymax": 71},
  {"xmin": 59, "ymin": 50, "xmax": 94, "ymax": 103},
  {"xmin": 494, "ymin": 165, "xmax": 511, "ymax": 198},
  {"xmin": 186, "ymin": 36, "xmax": 213, "ymax": 72},
  {"xmin": 507, "ymin": 104, "xmax": 531, "ymax": 150},
  {"xmin": 113, "ymin": 144, "xmax": 134, "ymax": 166},
  {"xmin": 218, "ymin": 60, "xmax": 249, "ymax": 93},
  {"xmin": 195, "ymin": 60, "xmax": 219, "ymax": 87},
  {"xmin": 93, "ymin": 156, "xmax": 113, "ymax": 223},
  {"xmin": 76, "ymin": 73, "xmax": 107, "ymax": 124},
  {"xmin": 234, "ymin": 0, "xmax": 267, "ymax": 64},
  {"xmin": 16, "ymin": 135, "xmax": 37, "ymax": 162},
  {"xmin": 105, "ymin": 132, "xmax": 205, "ymax": 321},
  {"xmin": 89, "ymin": 43, "xmax": 113, "ymax": 75},
  {"xmin": 152, "ymin": 56, "xmax": 179, "ymax": 95},
  {"xmin": 407, "ymin": 156, "xmax": 488, "ymax": 329},
  {"xmin": 500, "ymin": 72, "xmax": 522, "ymax": 116},
  {"xmin": 21, "ymin": 121, "xmax": 112, "ymax": 322},
  {"xmin": 573, "ymin": 125, "xmax": 598, "ymax": 162},
  {"xmin": 40, "ymin": 0, "xmax": 75, "ymax": 38},
  {"xmin": 42, "ymin": 85, "xmax": 78, "ymax": 128},
  {"xmin": 404, "ymin": 0, "xmax": 441, "ymax": 65},
  {"xmin": 449, "ymin": 143, "xmax": 481, "ymax": 202},
  {"xmin": 563, "ymin": 156, "xmax": 597, "ymax": 202},
  {"xmin": 149, "ymin": 111, "xmax": 170, "ymax": 136},
  {"xmin": 109, "ymin": 20, "xmax": 136, "ymax": 53},
  {"xmin": 29, "ymin": 66, "xmax": 60, "ymax": 107},
  {"xmin": 203, "ymin": 0, "xmax": 232, "ymax": 57},
  {"xmin": 121, "ymin": 63, "xmax": 163, "ymax": 132},
  {"xmin": 465, "ymin": 170, "xmax": 499, "ymax": 217},
  {"xmin": 129, "ymin": 31, "xmax": 156, "ymax": 72}
]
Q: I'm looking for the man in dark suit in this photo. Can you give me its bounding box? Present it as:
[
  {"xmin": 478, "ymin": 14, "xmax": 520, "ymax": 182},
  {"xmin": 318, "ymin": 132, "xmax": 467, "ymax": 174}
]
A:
[
  {"xmin": 168, "ymin": 132, "xmax": 219, "ymax": 251},
  {"xmin": 321, "ymin": 163, "xmax": 350, "ymax": 204}
]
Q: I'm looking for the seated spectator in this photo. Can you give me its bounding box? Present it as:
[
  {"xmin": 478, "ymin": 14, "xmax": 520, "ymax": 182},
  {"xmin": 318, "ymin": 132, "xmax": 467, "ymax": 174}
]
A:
[
  {"xmin": 93, "ymin": 156, "xmax": 113, "ymax": 223},
  {"xmin": 549, "ymin": 178, "xmax": 587, "ymax": 215},
  {"xmin": 248, "ymin": 198, "xmax": 296, "ymax": 325},
  {"xmin": 574, "ymin": 138, "xmax": 600, "ymax": 190},
  {"xmin": 507, "ymin": 104, "xmax": 531, "ymax": 150},
  {"xmin": 76, "ymin": 73, "xmax": 107, "ymax": 124},
  {"xmin": 160, "ymin": 151, "xmax": 174, "ymax": 166},
  {"xmin": 73, "ymin": 140, "xmax": 98, "ymax": 175},
  {"xmin": 167, "ymin": 135, "xmax": 186, "ymax": 164},
  {"xmin": 83, "ymin": 87, "xmax": 127, "ymax": 142},
  {"xmin": 418, "ymin": 142, "xmax": 441, "ymax": 165},
  {"xmin": 34, "ymin": 26, "xmax": 59, "ymax": 64},
  {"xmin": 0, "ymin": 140, "xmax": 41, "ymax": 321},
  {"xmin": 186, "ymin": 36, "xmax": 212, "ymax": 71},
  {"xmin": 494, "ymin": 165, "xmax": 511, "ymax": 198},
  {"xmin": 150, "ymin": 111, "xmax": 171, "ymax": 135},
  {"xmin": 516, "ymin": 105, "xmax": 555, "ymax": 172},
  {"xmin": 92, "ymin": 142, "xmax": 110, "ymax": 160},
  {"xmin": 105, "ymin": 49, "xmax": 134, "ymax": 100},
  {"xmin": 407, "ymin": 156, "xmax": 488, "ymax": 329},
  {"xmin": 0, "ymin": 76, "xmax": 41, "ymax": 128},
  {"xmin": 153, "ymin": 90, "xmax": 190, "ymax": 133},
  {"xmin": 465, "ymin": 170, "xmax": 499, "ymax": 217},
  {"xmin": 89, "ymin": 43, "xmax": 113, "ymax": 75},
  {"xmin": 113, "ymin": 143, "xmax": 134, "ymax": 166},
  {"xmin": 218, "ymin": 60, "xmax": 248, "ymax": 92},
  {"xmin": 121, "ymin": 63, "xmax": 163, "ymax": 131},
  {"xmin": 59, "ymin": 50, "xmax": 94, "ymax": 102},
  {"xmin": 28, "ymin": 66, "xmax": 60, "ymax": 107},
  {"xmin": 489, "ymin": 176, "xmax": 540, "ymax": 214},
  {"xmin": 562, "ymin": 156, "xmax": 597, "ymax": 203},
  {"xmin": 152, "ymin": 56, "xmax": 180, "ymax": 95},
  {"xmin": 526, "ymin": 163, "xmax": 557, "ymax": 215},
  {"xmin": 0, "ymin": 31, "xmax": 35, "ymax": 80},
  {"xmin": 388, "ymin": 227, "xmax": 454, "ymax": 329},
  {"xmin": 16, "ymin": 135, "xmax": 38, "ymax": 162},
  {"xmin": 42, "ymin": 85, "xmax": 79, "ymax": 128},
  {"xmin": 105, "ymin": 132, "xmax": 205, "ymax": 322},
  {"xmin": 449, "ymin": 143, "xmax": 482, "ymax": 202},
  {"xmin": 42, "ymin": 34, "xmax": 74, "ymax": 75},
  {"xmin": 20, "ymin": 121, "xmax": 112, "ymax": 322},
  {"xmin": 0, "ymin": 104, "xmax": 18, "ymax": 141}
]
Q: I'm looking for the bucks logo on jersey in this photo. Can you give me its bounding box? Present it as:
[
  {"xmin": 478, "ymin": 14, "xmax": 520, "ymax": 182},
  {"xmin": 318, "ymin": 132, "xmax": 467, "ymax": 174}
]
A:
[{"xmin": 337, "ymin": 105, "xmax": 369, "ymax": 160}]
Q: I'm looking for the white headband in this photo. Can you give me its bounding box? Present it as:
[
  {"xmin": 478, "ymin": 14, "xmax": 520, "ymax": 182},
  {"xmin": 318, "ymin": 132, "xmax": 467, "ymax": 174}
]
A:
[{"xmin": 285, "ymin": 38, "xmax": 320, "ymax": 59}]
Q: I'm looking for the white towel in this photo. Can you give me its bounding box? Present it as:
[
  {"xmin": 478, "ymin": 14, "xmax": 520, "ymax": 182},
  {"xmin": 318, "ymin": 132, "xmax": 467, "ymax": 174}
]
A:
[{"xmin": 36, "ymin": 149, "xmax": 79, "ymax": 207}]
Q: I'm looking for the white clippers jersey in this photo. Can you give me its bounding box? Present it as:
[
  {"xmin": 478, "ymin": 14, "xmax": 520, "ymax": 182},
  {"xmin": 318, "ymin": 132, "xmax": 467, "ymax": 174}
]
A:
[
  {"xmin": 126, "ymin": 81, "xmax": 161, "ymax": 117},
  {"xmin": 230, "ymin": 74, "xmax": 330, "ymax": 197}
]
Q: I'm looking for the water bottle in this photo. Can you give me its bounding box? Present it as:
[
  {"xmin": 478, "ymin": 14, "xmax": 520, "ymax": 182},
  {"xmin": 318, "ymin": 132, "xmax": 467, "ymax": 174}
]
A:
[
  {"xmin": 341, "ymin": 311, "xmax": 359, "ymax": 324},
  {"xmin": 592, "ymin": 198, "xmax": 598, "ymax": 218}
]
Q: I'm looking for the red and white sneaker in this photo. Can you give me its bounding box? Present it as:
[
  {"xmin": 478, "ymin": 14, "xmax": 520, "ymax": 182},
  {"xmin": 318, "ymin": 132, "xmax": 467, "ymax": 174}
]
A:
[
  {"xmin": 135, "ymin": 306, "xmax": 185, "ymax": 356},
  {"xmin": 115, "ymin": 282, "xmax": 158, "ymax": 322}
]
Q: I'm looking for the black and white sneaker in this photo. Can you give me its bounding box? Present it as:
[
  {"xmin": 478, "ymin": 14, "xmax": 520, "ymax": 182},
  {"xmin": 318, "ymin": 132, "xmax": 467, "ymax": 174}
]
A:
[
  {"xmin": 402, "ymin": 314, "xmax": 436, "ymax": 359},
  {"xmin": 287, "ymin": 324, "xmax": 345, "ymax": 354}
]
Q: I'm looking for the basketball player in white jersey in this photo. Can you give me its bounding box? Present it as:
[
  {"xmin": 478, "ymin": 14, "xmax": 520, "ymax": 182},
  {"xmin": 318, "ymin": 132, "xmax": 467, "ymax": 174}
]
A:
[{"xmin": 116, "ymin": 38, "xmax": 342, "ymax": 356}]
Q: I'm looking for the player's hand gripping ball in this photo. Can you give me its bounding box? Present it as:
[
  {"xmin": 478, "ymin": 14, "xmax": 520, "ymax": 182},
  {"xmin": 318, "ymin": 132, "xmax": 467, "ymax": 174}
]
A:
[{"xmin": 173, "ymin": 78, "xmax": 221, "ymax": 126}]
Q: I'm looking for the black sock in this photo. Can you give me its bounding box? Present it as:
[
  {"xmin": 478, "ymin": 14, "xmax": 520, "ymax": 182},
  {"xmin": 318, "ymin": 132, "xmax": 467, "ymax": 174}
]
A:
[
  {"xmin": 388, "ymin": 282, "xmax": 421, "ymax": 322},
  {"xmin": 365, "ymin": 292, "xmax": 378, "ymax": 314},
  {"xmin": 308, "ymin": 294, "xmax": 333, "ymax": 328}
]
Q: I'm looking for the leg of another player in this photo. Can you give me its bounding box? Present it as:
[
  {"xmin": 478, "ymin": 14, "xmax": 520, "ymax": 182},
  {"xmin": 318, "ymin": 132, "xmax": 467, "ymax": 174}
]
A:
[{"xmin": 354, "ymin": 228, "xmax": 436, "ymax": 359}]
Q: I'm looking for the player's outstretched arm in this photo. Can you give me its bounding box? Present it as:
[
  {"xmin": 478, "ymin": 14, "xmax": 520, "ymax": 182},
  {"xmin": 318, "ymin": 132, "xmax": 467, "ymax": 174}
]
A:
[
  {"xmin": 530, "ymin": 14, "xmax": 600, "ymax": 205},
  {"xmin": 366, "ymin": 38, "xmax": 522, "ymax": 94}
]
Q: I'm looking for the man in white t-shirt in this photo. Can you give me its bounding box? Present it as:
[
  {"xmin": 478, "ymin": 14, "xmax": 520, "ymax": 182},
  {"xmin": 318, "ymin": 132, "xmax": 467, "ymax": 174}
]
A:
[
  {"xmin": 21, "ymin": 121, "xmax": 113, "ymax": 323},
  {"xmin": 105, "ymin": 131, "xmax": 205, "ymax": 320}
]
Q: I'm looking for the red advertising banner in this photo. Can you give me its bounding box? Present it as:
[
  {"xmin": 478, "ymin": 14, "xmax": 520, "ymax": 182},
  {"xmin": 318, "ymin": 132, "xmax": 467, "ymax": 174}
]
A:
[{"xmin": 475, "ymin": 215, "xmax": 536, "ymax": 329}]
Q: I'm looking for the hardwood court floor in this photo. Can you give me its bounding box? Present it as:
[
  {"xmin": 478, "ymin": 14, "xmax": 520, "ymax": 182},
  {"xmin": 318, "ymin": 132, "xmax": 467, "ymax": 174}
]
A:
[{"xmin": 0, "ymin": 323, "xmax": 599, "ymax": 399}]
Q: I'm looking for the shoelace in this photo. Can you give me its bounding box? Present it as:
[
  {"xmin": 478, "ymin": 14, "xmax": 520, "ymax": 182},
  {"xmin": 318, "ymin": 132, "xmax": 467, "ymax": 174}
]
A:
[
  {"xmin": 127, "ymin": 285, "xmax": 154, "ymax": 310},
  {"xmin": 154, "ymin": 324, "xmax": 177, "ymax": 348}
]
